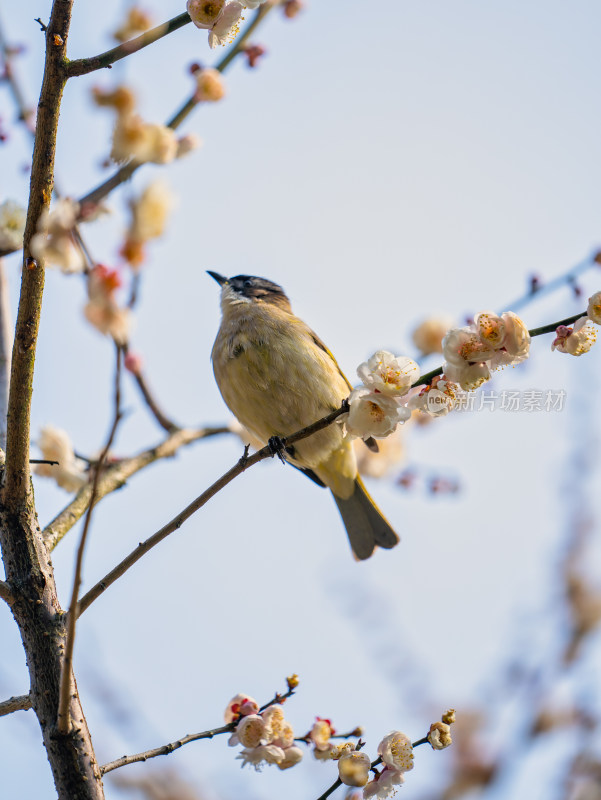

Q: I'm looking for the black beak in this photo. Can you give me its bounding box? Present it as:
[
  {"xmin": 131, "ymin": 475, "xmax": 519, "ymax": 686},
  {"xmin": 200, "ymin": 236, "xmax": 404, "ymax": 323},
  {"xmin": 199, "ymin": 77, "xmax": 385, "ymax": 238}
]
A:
[{"xmin": 207, "ymin": 271, "xmax": 228, "ymax": 286}]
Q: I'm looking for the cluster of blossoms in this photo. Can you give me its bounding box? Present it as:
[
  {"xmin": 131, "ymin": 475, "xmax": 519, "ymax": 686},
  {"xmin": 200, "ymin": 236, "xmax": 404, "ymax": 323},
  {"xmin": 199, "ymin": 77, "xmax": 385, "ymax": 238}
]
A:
[
  {"xmin": 551, "ymin": 292, "xmax": 601, "ymax": 356},
  {"xmin": 341, "ymin": 351, "xmax": 419, "ymax": 440},
  {"xmin": 33, "ymin": 426, "xmax": 88, "ymax": 492},
  {"xmin": 442, "ymin": 311, "xmax": 531, "ymax": 391},
  {"xmin": 92, "ymin": 86, "xmax": 201, "ymax": 165},
  {"xmin": 225, "ymin": 693, "xmax": 303, "ymax": 771},
  {"xmin": 120, "ymin": 181, "xmax": 174, "ymax": 269}
]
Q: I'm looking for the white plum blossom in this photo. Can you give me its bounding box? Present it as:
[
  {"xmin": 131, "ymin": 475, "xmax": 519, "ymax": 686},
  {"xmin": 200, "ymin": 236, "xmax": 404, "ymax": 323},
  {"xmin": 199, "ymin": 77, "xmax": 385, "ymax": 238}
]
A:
[
  {"xmin": 188, "ymin": 0, "xmax": 245, "ymax": 47},
  {"xmin": 363, "ymin": 766, "xmax": 405, "ymax": 798},
  {"xmin": 378, "ymin": 731, "xmax": 414, "ymax": 773},
  {"xmin": 587, "ymin": 291, "xmax": 601, "ymax": 325},
  {"xmin": 343, "ymin": 387, "xmax": 410, "ymax": 440},
  {"xmin": 310, "ymin": 717, "xmax": 334, "ymax": 751},
  {"xmin": 230, "ymin": 714, "xmax": 268, "ymax": 748},
  {"xmin": 122, "ymin": 181, "xmax": 175, "ymax": 268},
  {"xmin": 338, "ymin": 751, "xmax": 371, "ymax": 787},
  {"xmin": 0, "ymin": 199, "xmax": 26, "ymax": 251},
  {"xmin": 412, "ymin": 315, "xmax": 455, "ymax": 356},
  {"xmin": 30, "ymin": 198, "xmax": 86, "ymax": 273},
  {"xmin": 357, "ymin": 351, "xmax": 419, "ymax": 397},
  {"xmin": 33, "ymin": 426, "xmax": 88, "ymax": 493},
  {"xmin": 277, "ymin": 745, "xmax": 303, "ymax": 770},
  {"xmin": 237, "ymin": 744, "xmax": 285, "ymax": 770},
  {"xmin": 443, "ymin": 360, "xmax": 490, "ymax": 392},
  {"xmin": 224, "ymin": 693, "xmax": 259, "ymax": 723},
  {"xmin": 552, "ymin": 317, "xmax": 597, "ymax": 356},
  {"xmin": 194, "ymin": 67, "xmax": 226, "ymax": 102},
  {"xmin": 186, "ymin": 0, "xmax": 226, "ymax": 28},
  {"xmin": 408, "ymin": 379, "xmax": 457, "ymax": 418},
  {"xmin": 208, "ymin": 1, "xmax": 244, "ymax": 47},
  {"xmin": 442, "ymin": 310, "xmax": 530, "ymax": 389}
]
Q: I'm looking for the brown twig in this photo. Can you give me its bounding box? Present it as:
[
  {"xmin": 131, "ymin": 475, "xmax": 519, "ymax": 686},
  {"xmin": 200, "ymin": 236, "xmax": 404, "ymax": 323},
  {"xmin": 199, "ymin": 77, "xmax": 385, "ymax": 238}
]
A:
[
  {"xmin": 57, "ymin": 344, "xmax": 123, "ymax": 734},
  {"xmin": 78, "ymin": 4, "xmax": 273, "ymax": 211},
  {"xmin": 123, "ymin": 343, "xmax": 179, "ymax": 432},
  {"xmin": 78, "ymin": 403, "xmax": 347, "ymax": 616},
  {"xmin": 0, "ymin": 694, "xmax": 31, "ymax": 716},
  {"xmin": 67, "ymin": 13, "xmax": 191, "ymax": 77},
  {"xmin": 100, "ymin": 685, "xmax": 296, "ymax": 775},
  {"xmin": 43, "ymin": 425, "xmax": 230, "ymax": 550},
  {"xmin": 0, "ymin": 579, "xmax": 13, "ymax": 605}
]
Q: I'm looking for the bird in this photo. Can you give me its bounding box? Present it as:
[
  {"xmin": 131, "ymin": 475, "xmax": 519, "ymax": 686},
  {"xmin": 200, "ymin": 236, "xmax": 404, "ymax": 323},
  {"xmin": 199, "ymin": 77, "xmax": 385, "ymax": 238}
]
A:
[{"xmin": 208, "ymin": 271, "xmax": 399, "ymax": 560}]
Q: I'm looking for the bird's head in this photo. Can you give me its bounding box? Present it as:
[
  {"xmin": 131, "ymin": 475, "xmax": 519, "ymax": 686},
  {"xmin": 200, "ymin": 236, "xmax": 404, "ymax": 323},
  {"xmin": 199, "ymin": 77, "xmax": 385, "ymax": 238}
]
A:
[{"xmin": 207, "ymin": 271, "xmax": 292, "ymax": 313}]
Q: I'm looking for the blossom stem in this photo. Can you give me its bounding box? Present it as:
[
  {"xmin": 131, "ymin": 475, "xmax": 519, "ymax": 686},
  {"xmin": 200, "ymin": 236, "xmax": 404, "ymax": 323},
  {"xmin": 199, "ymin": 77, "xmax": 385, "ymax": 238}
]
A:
[
  {"xmin": 100, "ymin": 684, "xmax": 294, "ymax": 775},
  {"xmin": 57, "ymin": 344, "xmax": 123, "ymax": 734},
  {"xmin": 0, "ymin": 694, "xmax": 31, "ymax": 716},
  {"xmin": 79, "ymin": 5, "xmax": 273, "ymax": 211},
  {"xmin": 77, "ymin": 404, "xmax": 347, "ymax": 616},
  {"xmin": 67, "ymin": 13, "xmax": 191, "ymax": 77}
]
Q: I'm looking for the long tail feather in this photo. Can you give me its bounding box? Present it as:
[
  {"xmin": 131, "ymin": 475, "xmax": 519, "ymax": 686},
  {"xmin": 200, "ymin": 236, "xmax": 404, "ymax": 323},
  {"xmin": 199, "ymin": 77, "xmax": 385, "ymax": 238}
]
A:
[{"xmin": 332, "ymin": 476, "xmax": 399, "ymax": 560}]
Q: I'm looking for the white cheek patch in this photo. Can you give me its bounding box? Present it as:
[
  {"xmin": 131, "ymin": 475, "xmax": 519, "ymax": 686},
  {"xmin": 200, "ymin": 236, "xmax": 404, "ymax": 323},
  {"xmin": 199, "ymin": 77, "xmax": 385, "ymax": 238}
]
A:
[{"xmin": 221, "ymin": 285, "xmax": 251, "ymax": 308}]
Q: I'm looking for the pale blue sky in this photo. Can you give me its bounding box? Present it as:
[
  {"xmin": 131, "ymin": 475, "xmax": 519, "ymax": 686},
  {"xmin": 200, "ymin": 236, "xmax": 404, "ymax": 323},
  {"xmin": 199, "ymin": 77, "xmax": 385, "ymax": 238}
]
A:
[{"xmin": 1, "ymin": 2, "xmax": 600, "ymax": 798}]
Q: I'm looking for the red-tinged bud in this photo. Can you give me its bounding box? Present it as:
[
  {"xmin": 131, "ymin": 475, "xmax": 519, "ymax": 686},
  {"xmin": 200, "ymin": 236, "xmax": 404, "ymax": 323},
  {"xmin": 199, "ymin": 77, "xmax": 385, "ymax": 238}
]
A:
[
  {"xmin": 283, "ymin": 0, "xmax": 303, "ymax": 19},
  {"xmin": 243, "ymin": 44, "xmax": 266, "ymax": 68}
]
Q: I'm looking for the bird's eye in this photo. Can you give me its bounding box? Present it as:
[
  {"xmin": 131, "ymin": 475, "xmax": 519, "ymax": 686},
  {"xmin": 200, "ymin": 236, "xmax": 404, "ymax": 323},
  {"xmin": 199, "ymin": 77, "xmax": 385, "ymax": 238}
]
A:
[{"xmin": 243, "ymin": 279, "xmax": 253, "ymax": 288}]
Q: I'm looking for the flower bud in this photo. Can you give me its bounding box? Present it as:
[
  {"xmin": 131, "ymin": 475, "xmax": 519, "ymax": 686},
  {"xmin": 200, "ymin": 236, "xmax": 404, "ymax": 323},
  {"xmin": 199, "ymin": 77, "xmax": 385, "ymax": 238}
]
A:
[{"xmin": 338, "ymin": 751, "xmax": 371, "ymax": 787}]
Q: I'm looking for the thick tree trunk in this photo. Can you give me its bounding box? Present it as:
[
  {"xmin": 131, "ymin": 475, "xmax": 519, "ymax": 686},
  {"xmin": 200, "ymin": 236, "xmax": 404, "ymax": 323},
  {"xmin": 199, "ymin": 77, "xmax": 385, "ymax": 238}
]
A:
[
  {"xmin": 1, "ymin": 501, "xmax": 105, "ymax": 799},
  {"xmin": 0, "ymin": 1, "xmax": 105, "ymax": 797}
]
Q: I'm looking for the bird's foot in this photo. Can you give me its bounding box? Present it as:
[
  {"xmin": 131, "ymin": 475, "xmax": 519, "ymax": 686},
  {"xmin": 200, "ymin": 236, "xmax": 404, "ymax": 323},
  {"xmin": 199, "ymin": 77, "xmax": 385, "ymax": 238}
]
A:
[{"xmin": 268, "ymin": 436, "xmax": 287, "ymax": 464}]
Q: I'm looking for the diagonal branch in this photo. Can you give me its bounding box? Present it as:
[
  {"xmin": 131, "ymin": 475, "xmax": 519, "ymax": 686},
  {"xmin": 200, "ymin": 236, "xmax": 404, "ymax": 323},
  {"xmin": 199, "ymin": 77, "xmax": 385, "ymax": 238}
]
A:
[
  {"xmin": 67, "ymin": 13, "xmax": 190, "ymax": 77},
  {"xmin": 0, "ymin": 694, "xmax": 32, "ymax": 717},
  {"xmin": 78, "ymin": 404, "xmax": 347, "ymax": 616},
  {"xmin": 43, "ymin": 424, "xmax": 231, "ymax": 550},
  {"xmin": 100, "ymin": 685, "xmax": 295, "ymax": 774}
]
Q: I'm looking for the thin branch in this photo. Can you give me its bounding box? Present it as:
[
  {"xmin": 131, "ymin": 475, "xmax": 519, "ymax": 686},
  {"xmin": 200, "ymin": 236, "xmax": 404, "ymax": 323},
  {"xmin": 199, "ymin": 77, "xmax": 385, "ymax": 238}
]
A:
[
  {"xmin": 79, "ymin": 4, "xmax": 273, "ymax": 210},
  {"xmin": 0, "ymin": 694, "xmax": 31, "ymax": 717},
  {"xmin": 100, "ymin": 685, "xmax": 295, "ymax": 775},
  {"xmin": 0, "ymin": 579, "xmax": 13, "ymax": 605},
  {"xmin": 528, "ymin": 311, "xmax": 586, "ymax": 337},
  {"xmin": 123, "ymin": 343, "xmax": 179, "ymax": 432},
  {"xmin": 412, "ymin": 310, "xmax": 588, "ymax": 387},
  {"xmin": 57, "ymin": 344, "xmax": 123, "ymax": 734},
  {"xmin": 2, "ymin": 2, "xmax": 71, "ymax": 512},
  {"xmin": 78, "ymin": 404, "xmax": 347, "ymax": 616},
  {"xmin": 43, "ymin": 425, "xmax": 231, "ymax": 551},
  {"xmin": 67, "ymin": 13, "xmax": 191, "ymax": 77},
  {"xmin": 504, "ymin": 251, "xmax": 599, "ymax": 314}
]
